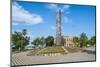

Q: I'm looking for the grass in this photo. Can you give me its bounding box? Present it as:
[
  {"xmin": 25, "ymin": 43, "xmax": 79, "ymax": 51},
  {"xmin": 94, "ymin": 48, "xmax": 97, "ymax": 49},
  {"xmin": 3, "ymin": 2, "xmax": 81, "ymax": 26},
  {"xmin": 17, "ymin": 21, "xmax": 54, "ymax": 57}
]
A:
[
  {"xmin": 36, "ymin": 46, "xmax": 66, "ymax": 55},
  {"xmin": 27, "ymin": 46, "xmax": 82, "ymax": 56}
]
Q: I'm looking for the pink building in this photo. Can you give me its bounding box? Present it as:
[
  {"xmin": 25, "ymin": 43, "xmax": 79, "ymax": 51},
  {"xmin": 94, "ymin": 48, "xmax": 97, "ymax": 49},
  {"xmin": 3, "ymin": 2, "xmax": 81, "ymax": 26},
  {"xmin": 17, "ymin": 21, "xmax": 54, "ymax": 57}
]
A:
[
  {"xmin": 54, "ymin": 36, "xmax": 74, "ymax": 47},
  {"xmin": 63, "ymin": 36, "xmax": 74, "ymax": 47}
]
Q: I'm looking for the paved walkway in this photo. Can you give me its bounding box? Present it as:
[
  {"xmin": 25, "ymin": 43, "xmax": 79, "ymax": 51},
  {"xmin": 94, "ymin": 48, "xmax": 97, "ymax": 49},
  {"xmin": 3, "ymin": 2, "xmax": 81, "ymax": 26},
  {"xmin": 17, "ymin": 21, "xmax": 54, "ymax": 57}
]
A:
[
  {"xmin": 12, "ymin": 51, "xmax": 95, "ymax": 66},
  {"xmin": 62, "ymin": 46, "xmax": 69, "ymax": 53},
  {"xmin": 83, "ymin": 46, "xmax": 96, "ymax": 52}
]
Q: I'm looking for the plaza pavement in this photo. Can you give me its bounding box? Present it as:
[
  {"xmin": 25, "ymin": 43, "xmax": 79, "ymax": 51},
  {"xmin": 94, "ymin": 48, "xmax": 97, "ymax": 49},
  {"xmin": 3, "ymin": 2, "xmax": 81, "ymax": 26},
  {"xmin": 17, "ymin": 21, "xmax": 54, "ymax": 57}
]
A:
[{"xmin": 11, "ymin": 50, "xmax": 95, "ymax": 66}]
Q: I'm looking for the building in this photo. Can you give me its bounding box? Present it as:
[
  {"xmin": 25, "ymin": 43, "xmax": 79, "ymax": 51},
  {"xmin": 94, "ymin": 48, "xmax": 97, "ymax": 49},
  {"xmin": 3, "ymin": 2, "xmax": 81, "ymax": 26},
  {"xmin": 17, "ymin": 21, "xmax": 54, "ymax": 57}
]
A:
[
  {"xmin": 63, "ymin": 36, "xmax": 74, "ymax": 47},
  {"xmin": 54, "ymin": 36, "xmax": 74, "ymax": 47}
]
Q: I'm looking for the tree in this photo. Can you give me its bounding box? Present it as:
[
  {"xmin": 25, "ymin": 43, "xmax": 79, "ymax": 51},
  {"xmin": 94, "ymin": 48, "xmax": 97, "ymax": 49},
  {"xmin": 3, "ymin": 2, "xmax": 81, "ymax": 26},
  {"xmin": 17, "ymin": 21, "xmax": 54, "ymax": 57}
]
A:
[
  {"xmin": 73, "ymin": 36, "xmax": 79, "ymax": 47},
  {"xmin": 40, "ymin": 37, "xmax": 46, "ymax": 48},
  {"xmin": 79, "ymin": 32, "xmax": 88, "ymax": 48},
  {"xmin": 61, "ymin": 36, "xmax": 65, "ymax": 46},
  {"xmin": 31, "ymin": 37, "xmax": 46, "ymax": 48},
  {"xmin": 89, "ymin": 36, "xmax": 96, "ymax": 46},
  {"xmin": 31, "ymin": 37, "xmax": 41, "ymax": 48},
  {"xmin": 22, "ymin": 29, "xmax": 27, "ymax": 36},
  {"xmin": 45, "ymin": 36, "xmax": 54, "ymax": 47},
  {"xmin": 12, "ymin": 29, "xmax": 30, "ymax": 51},
  {"xmin": 12, "ymin": 32, "xmax": 22, "ymax": 51}
]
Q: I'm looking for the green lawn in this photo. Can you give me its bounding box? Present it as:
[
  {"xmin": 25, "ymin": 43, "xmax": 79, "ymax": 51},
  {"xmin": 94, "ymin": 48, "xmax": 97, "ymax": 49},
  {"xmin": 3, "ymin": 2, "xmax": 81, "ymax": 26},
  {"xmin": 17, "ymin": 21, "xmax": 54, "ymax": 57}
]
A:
[{"xmin": 36, "ymin": 46, "xmax": 66, "ymax": 55}]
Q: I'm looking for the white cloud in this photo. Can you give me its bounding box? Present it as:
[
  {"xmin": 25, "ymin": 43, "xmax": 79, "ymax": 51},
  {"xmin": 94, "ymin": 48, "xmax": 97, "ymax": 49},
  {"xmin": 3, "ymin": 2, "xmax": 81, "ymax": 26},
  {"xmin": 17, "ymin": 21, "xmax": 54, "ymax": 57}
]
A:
[
  {"xmin": 47, "ymin": 4, "xmax": 58, "ymax": 10},
  {"xmin": 12, "ymin": 2, "xmax": 43, "ymax": 25},
  {"xmin": 47, "ymin": 4, "xmax": 70, "ymax": 13},
  {"xmin": 61, "ymin": 5, "xmax": 70, "ymax": 13}
]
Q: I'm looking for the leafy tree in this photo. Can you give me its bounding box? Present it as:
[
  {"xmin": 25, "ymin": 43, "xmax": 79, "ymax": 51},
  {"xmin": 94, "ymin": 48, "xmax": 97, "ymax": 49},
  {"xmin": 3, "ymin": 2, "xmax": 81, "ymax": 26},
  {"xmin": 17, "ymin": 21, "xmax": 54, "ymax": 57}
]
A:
[
  {"xmin": 73, "ymin": 36, "xmax": 79, "ymax": 47},
  {"xmin": 89, "ymin": 36, "xmax": 96, "ymax": 46},
  {"xmin": 12, "ymin": 29, "xmax": 30, "ymax": 51},
  {"xmin": 31, "ymin": 37, "xmax": 41, "ymax": 48},
  {"xmin": 45, "ymin": 36, "xmax": 54, "ymax": 47},
  {"xmin": 12, "ymin": 32, "xmax": 22, "ymax": 51},
  {"xmin": 79, "ymin": 32, "xmax": 88, "ymax": 48},
  {"xmin": 31, "ymin": 37, "xmax": 46, "ymax": 48}
]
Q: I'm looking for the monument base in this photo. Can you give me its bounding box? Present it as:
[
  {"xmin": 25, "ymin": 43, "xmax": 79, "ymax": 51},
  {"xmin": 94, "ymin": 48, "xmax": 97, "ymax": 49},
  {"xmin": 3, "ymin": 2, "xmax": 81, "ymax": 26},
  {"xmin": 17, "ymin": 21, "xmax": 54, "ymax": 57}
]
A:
[{"xmin": 35, "ymin": 46, "xmax": 67, "ymax": 56}]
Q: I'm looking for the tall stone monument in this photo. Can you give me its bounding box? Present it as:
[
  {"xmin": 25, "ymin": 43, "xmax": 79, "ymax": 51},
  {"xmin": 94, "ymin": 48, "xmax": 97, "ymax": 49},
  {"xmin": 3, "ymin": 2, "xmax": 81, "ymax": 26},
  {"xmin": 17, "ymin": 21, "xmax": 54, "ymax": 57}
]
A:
[{"xmin": 56, "ymin": 9, "xmax": 62, "ymax": 46}]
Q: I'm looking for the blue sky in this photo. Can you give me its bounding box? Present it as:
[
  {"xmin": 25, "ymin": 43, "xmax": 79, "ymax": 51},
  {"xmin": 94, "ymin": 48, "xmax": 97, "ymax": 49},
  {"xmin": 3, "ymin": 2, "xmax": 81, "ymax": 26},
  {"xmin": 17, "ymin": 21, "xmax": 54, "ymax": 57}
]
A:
[{"xmin": 12, "ymin": 1, "xmax": 96, "ymax": 40}]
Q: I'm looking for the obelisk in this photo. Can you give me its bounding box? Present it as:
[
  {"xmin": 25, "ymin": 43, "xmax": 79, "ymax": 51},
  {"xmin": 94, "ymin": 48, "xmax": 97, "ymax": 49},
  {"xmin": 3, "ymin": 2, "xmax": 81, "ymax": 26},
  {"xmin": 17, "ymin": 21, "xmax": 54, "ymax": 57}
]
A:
[{"xmin": 56, "ymin": 9, "xmax": 62, "ymax": 46}]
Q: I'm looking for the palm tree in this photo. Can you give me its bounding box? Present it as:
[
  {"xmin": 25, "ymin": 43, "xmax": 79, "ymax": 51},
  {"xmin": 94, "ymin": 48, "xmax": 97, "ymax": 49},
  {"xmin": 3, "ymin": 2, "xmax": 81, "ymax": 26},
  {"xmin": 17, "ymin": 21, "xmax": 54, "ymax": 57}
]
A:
[{"xmin": 22, "ymin": 29, "xmax": 27, "ymax": 37}]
